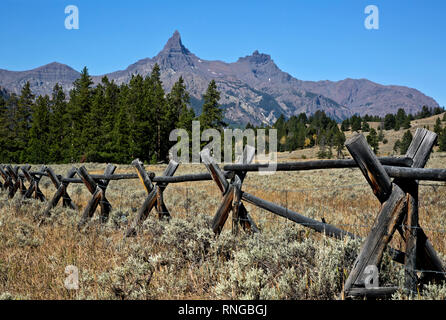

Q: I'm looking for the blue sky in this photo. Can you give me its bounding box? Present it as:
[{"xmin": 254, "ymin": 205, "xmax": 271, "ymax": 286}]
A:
[{"xmin": 1, "ymin": 0, "xmax": 445, "ymax": 106}]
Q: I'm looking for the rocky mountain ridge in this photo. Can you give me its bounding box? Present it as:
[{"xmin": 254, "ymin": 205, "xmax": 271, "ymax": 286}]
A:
[{"xmin": 0, "ymin": 30, "xmax": 439, "ymax": 125}]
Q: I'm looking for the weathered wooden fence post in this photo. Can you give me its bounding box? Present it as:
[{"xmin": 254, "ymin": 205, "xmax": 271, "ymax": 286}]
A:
[
  {"xmin": 344, "ymin": 134, "xmax": 407, "ymax": 298},
  {"xmin": 43, "ymin": 167, "xmax": 78, "ymax": 217},
  {"xmin": 125, "ymin": 159, "xmax": 179, "ymax": 237},
  {"xmin": 0, "ymin": 165, "xmax": 12, "ymax": 192},
  {"xmin": 18, "ymin": 165, "xmax": 31, "ymax": 197},
  {"xmin": 391, "ymin": 128, "xmax": 445, "ymax": 292},
  {"xmin": 156, "ymin": 160, "xmax": 179, "ymax": 219},
  {"xmin": 98, "ymin": 164, "xmax": 117, "ymax": 223},
  {"xmin": 22, "ymin": 165, "xmax": 46, "ymax": 201},
  {"xmin": 344, "ymin": 130, "xmax": 445, "ymax": 298},
  {"xmin": 232, "ymin": 146, "xmax": 260, "ymax": 234},
  {"xmin": 201, "ymin": 147, "xmax": 259, "ymax": 234},
  {"xmin": 0, "ymin": 165, "xmax": 5, "ymax": 190},
  {"xmin": 77, "ymin": 164, "xmax": 116, "ymax": 229},
  {"xmin": 6, "ymin": 165, "xmax": 23, "ymax": 198}
]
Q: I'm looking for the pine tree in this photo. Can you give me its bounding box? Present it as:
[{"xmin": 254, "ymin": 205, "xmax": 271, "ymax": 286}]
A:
[
  {"xmin": 127, "ymin": 74, "xmax": 149, "ymax": 161},
  {"xmin": 166, "ymin": 76, "xmax": 195, "ymax": 133},
  {"xmin": 166, "ymin": 76, "xmax": 187, "ymax": 127},
  {"xmin": 341, "ymin": 119, "xmax": 350, "ymax": 131},
  {"xmin": 111, "ymin": 84, "xmax": 131, "ymax": 163},
  {"xmin": 199, "ymin": 80, "xmax": 225, "ymax": 130},
  {"xmin": 418, "ymin": 106, "xmax": 431, "ymax": 119},
  {"xmin": 81, "ymin": 76, "xmax": 121, "ymax": 162},
  {"xmin": 361, "ymin": 121, "xmax": 370, "ymax": 132},
  {"xmin": 295, "ymin": 122, "xmax": 307, "ymax": 149},
  {"xmin": 439, "ymin": 127, "xmax": 446, "ymax": 152},
  {"xmin": 399, "ymin": 130, "xmax": 413, "ymax": 155},
  {"xmin": 177, "ymin": 106, "xmax": 195, "ymax": 134},
  {"xmin": 4, "ymin": 93, "xmax": 20, "ymax": 162},
  {"xmin": 393, "ymin": 139, "xmax": 401, "ymax": 153},
  {"xmin": 402, "ymin": 117, "xmax": 411, "ymax": 129},
  {"xmin": 434, "ymin": 117, "xmax": 442, "ymax": 136},
  {"xmin": 350, "ymin": 115, "xmax": 362, "ymax": 132},
  {"xmin": 395, "ymin": 108, "xmax": 406, "ymax": 131},
  {"xmin": 84, "ymin": 83, "xmax": 106, "ymax": 161},
  {"xmin": 366, "ymin": 128, "xmax": 379, "ymax": 154},
  {"xmin": 67, "ymin": 66, "xmax": 93, "ymax": 162},
  {"xmin": 297, "ymin": 113, "xmax": 308, "ymax": 124},
  {"xmin": 334, "ymin": 129, "xmax": 346, "ymax": 158},
  {"xmin": 0, "ymin": 94, "xmax": 9, "ymax": 161},
  {"xmin": 273, "ymin": 114, "xmax": 287, "ymax": 152},
  {"xmin": 149, "ymin": 64, "xmax": 168, "ymax": 162},
  {"xmin": 27, "ymin": 95, "xmax": 51, "ymax": 163},
  {"xmin": 48, "ymin": 84, "xmax": 70, "ymax": 163},
  {"xmin": 384, "ymin": 114, "xmax": 396, "ymax": 130},
  {"xmin": 16, "ymin": 82, "xmax": 35, "ymax": 162},
  {"xmin": 377, "ymin": 125, "xmax": 385, "ymax": 142},
  {"xmin": 102, "ymin": 77, "xmax": 120, "ymax": 159}
]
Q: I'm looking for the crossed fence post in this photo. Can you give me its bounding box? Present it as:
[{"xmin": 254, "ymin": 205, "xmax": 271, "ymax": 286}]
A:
[
  {"xmin": 0, "ymin": 165, "xmax": 12, "ymax": 192},
  {"xmin": 343, "ymin": 129, "xmax": 445, "ymax": 298},
  {"xmin": 200, "ymin": 146, "xmax": 259, "ymax": 235},
  {"xmin": 394, "ymin": 129, "xmax": 446, "ymax": 289},
  {"xmin": 76, "ymin": 164, "xmax": 117, "ymax": 229},
  {"xmin": 0, "ymin": 166, "xmax": 4, "ymax": 190},
  {"xmin": 5, "ymin": 165, "xmax": 26, "ymax": 198},
  {"xmin": 43, "ymin": 167, "xmax": 78, "ymax": 216},
  {"xmin": 125, "ymin": 159, "xmax": 179, "ymax": 237},
  {"xmin": 21, "ymin": 165, "xmax": 46, "ymax": 201}
]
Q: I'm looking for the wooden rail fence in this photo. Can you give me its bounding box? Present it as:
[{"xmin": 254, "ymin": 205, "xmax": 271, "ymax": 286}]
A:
[{"xmin": 0, "ymin": 128, "xmax": 445, "ymax": 299}]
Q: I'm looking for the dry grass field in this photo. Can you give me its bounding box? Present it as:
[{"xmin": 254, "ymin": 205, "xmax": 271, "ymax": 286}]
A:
[{"xmin": 0, "ymin": 117, "xmax": 445, "ymax": 300}]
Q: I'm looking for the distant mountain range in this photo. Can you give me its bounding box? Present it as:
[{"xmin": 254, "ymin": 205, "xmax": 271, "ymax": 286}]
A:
[{"xmin": 0, "ymin": 30, "xmax": 440, "ymax": 125}]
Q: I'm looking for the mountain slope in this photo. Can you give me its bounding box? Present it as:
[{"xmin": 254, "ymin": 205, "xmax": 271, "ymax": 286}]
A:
[
  {"xmin": 0, "ymin": 62, "xmax": 80, "ymax": 97},
  {"xmin": 0, "ymin": 87, "xmax": 8, "ymax": 100},
  {"xmin": 299, "ymin": 78, "xmax": 440, "ymax": 117},
  {"xmin": 0, "ymin": 31, "xmax": 440, "ymax": 125}
]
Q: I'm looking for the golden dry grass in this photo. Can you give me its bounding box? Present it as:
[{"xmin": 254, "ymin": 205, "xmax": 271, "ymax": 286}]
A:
[{"xmin": 0, "ymin": 123, "xmax": 446, "ymax": 300}]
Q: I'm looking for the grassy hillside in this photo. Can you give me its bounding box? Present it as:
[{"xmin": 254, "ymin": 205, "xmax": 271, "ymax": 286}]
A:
[{"xmin": 278, "ymin": 112, "xmax": 446, "ymax": 161}]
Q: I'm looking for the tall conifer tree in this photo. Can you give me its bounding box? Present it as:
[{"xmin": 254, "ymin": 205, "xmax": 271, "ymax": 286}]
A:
[
  {"xmin": 199, "ymin": 80, "xmax": 225, "ymax": 130},
  {"xmin": 27, "ymin": 95, "xmax": 51, "ymax": 163},
  {"xmin": 17, "ymin": 82, "xmax": 34, "ymax": 162},
  {"xmin": 48, "ymin": 83, "xmax": 69, "ymax": 163},
  {"xmin": 67, "ymin": 66, "xmax": 93, "ymax": 162}
]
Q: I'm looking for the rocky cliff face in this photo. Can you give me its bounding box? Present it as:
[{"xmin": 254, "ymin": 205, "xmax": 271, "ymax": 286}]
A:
[
  {"xmin": 0, "ymin": 31, "xmax": 440, "ymax": 125},
  {"xmin": 0, "ymin": 62, "xmax": 80, "ymax": 97}
]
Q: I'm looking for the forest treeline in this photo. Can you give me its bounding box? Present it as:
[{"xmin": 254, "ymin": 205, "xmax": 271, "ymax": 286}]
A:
[
  {"xmin": 0, "ymin": 64, "xmax": 224, "ymax": 164},
  {"xmin": 252, "ymin": 105, "xmax": 446, "ymax": 158},
  {"xmin": 0, "ymin": 64, "xmax": 445, "ymax": 164}
]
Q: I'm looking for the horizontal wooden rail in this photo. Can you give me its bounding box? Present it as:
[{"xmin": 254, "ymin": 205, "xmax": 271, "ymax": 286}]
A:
[
  {"xmin": 383, "ymin": 166, "xmax": 446, "ymax": 182},
  {"xmin": 152, "ymin": 171, "xmax": 233, "ymax": 183},
  {"xmin": 58, "ymin": 171, "xmax": 234, "ymax": 184},
  {"xmin": 223, "ymin": 157, "xmax": 413, "ymax": 172}
]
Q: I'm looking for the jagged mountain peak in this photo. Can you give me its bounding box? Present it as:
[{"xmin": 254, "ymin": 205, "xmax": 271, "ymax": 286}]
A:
[
  {"xmin": 237, "ymin": 50, "xmax": 272, "ymax": 65},
  {"xmin": 34, "ymin": 61, "xmax": 79, "ymax": 73},
  {"xmin": 0, "ymin": 31, "xmax": 440, "ymax": 125},
  {"xmin": 159, "ymin": 30, "xmax": 190, "ymax": 55}
]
